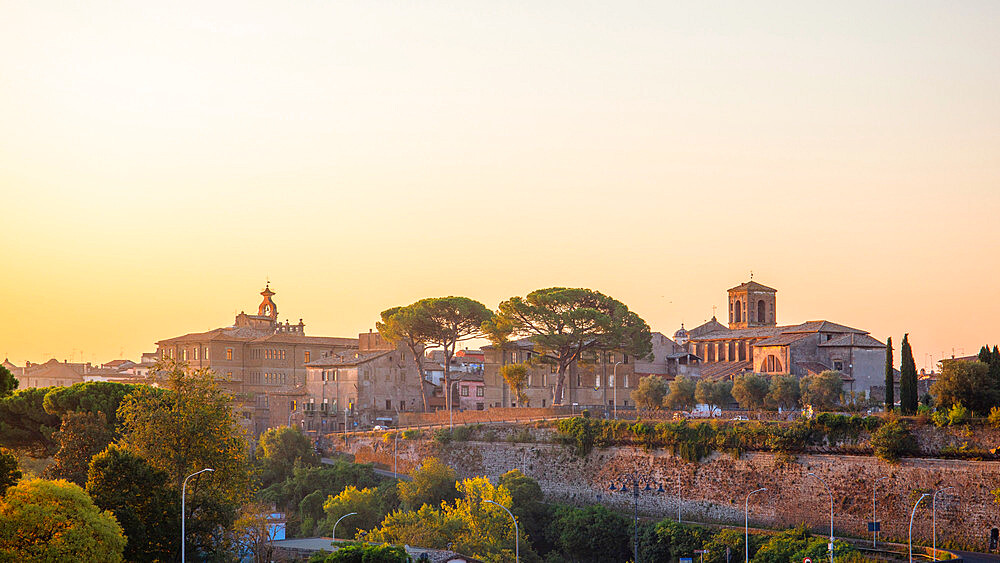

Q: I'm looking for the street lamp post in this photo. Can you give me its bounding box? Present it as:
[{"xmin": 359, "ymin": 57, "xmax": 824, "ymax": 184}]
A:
[
  {"xmin": 182, "ymin": 468, "xmax": 214, "ymax": 563},
  {"xmin": 933, "ymin": 487, "xmax": 954, "ymax": 560},
  {"xmin": 609, "ymin": 473, "xmax": 664, "ymax": 563},
  {"xmin": 910, "ymin": 493, "xmax": 930, "ymax": 562},
  {"xmin": 332, "ymin": 512, "xmax": 357, "ymax": 543},
  {"xmin": 745, "ymin": 488, "xmax": 766, "ymax": 563},
  {"xmin": 807, "ymin": 473, "xmax": 834, "ymax": 563},
  {"xmin": 873, "ymin": 476, "xmax": 889, "ymax": 548},
  {"xmin": 613, "ymin": 360, "xmax": 623, "ymax": 420},
  {"xmin": 484, "ymin": 499, "xmax": 519, "ymax": 563}
]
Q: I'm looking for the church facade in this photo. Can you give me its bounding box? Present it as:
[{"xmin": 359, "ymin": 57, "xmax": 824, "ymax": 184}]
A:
[{"xmin": 681, "ymin": 281, "xmax": 887, "ymax": 396}]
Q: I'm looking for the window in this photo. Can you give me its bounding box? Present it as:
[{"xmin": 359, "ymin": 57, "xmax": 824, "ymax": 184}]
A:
[
  {"xmin": 834, "ymin": 361, "xmax": 844, "ymax": 371},
  {"xmin": 510, "ymin": 352, "xmax": 517, "ymax": 363},
  {"xmin": 182, "ymin": 350, "xmax": 188, "ymax": 361},
  {"xmin": 204, "ymin": 347, "xmax": 209, "ymax": 360},
  {"xmin": 476, "ymin": 403, "xmax": 484, "ymax": 410},
  {"xmin": 305, "ymin": 351, "xmax": 311, "ymax": 363},
  {"xmin": 608, "ymin": 354, "xmax": 615, "ymax": 363},
  {"xmin": 734, "ymin": 300, "xmax": 742, "ymax": 323},
  {"xmin": 386, "ymin": 399, "xmax": 392, "ymax": 410},
  {"xmin": 476, "ymin": 387, "xmax": 484, "ymax": 397},
  {"xmin": 461, "ymin": 386, "xmax": 469, "ymax": 397},
  {"xmin": 826, "ymin": 334, "xmax": 833, "ymax": 341},
  {"xmin": 623, "ymin": 354, "xmax": 629, "ymax": 364},
  {"xmin": 757, "ymin": 300, "xmax": 766, "ymax": 323},
  {"xmin": 193, "ymin": 347, "xmax": 198, "ymax": 360},
  {"xmin": 226, "ymin": 348, "xmax": 233, "ymax": 360},
  {"xmin": 400, "ymin": 400, "xmax": 405, "ymax": 411},
  {"xmin": 763, "ymin": 354, "xmax": 783, "ymax": 373}
]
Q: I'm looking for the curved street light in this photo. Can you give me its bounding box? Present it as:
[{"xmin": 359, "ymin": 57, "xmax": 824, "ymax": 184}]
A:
[
  {"xmin": 933, "ymin": 486, "xmax": 954, "ymax": 560},
  {"xmin": 873, "ymin": 476, "xmax": 889, "ymax": 548},
  {"xmin": 332, "ymin": 512, "xmax": 357, "ymax": 543},
  {"xmin": 910, "ymin": 493, "xmax": 930, "ymax": 562},
  {"xmin": 182, "ymin": 468, "xmax": 214, "ymax": 563},
  {"xmin": 484, "ymin": 499, "xmax": 519, "ymax": 563},
  {"xmin": 807, "ymin": 473, "xmax": 834, "ymax": 563},
  {"xmin": 745, "ymin": 488, "xmax": 766, "ymax": 562}
]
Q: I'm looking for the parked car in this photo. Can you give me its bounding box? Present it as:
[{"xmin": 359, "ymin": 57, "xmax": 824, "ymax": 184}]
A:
[{"xmin": 372, "ymin": 425, "xmax": 388, "ymax": 431}]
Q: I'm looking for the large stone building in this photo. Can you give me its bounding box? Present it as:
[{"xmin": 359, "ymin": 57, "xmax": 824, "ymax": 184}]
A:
[
  {"xmin": 155, "ymin": 285, "xmax": 357, "ymax": 434},
  {"xmin": 3, "ymin": 358, "xmax": 138, "ymax": 389},
  {"xmin": 298, "ymin": 331, "xmax": 424, "ymax": 433},
  {"xmin": 683, "ymin": 280, "xmax": 887, "ymax": 395}
]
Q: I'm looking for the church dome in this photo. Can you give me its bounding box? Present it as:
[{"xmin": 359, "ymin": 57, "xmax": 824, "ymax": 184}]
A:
[{"xmin": 673, "ymin": 324, "xmax": 688, "ymax": 339}]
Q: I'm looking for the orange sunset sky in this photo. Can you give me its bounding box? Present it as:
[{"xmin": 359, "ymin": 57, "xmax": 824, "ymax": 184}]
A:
[{"xmin": 2, "ymin": 2, "xmax": 998, "ymax": 370}]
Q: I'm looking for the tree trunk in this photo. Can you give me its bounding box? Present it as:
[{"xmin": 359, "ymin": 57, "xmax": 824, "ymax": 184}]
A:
[
  {"xmin": 553, "ymin": 362, "xmax": 568, "ymax": 405},
  {"xmin": 407, "ymin": 342, "xmax": 430, "ymax": 412}
]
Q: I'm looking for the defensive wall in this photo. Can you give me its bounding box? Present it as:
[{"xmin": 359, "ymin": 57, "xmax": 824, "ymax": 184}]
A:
[{"xmin": 332, "ymin": 422, "xmax": 1000, "ymax": 552}]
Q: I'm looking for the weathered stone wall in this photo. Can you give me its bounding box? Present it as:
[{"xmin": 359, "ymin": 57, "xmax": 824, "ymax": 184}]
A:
[{"xmin": 336, "ymin": 430, "xmax": 1000, "ymax": 551}]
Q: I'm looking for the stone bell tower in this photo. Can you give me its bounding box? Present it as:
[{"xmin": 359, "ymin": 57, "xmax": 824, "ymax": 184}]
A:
[
  {"xmin": 258, "ymin": 283, "xmax": 278, "ymax": 320},
  {"xmin": 727, "ymin": 280, "xmax": 776, "ymax": 329}
]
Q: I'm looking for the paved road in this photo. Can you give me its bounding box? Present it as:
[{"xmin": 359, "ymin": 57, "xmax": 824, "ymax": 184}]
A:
[{"xmin": 952, "ymin": 550, "xmax": 1000, "ymax": 562}]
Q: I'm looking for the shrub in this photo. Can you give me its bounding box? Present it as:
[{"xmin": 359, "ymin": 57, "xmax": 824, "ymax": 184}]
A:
[
  {"xmin": 989, "ymin": 406, "xmax": 1000, "ymax": 428},
  {"xmin": 451, "ymin": 425, "xmax": 473, "ymax": 441},
  {"xmin": 871, "ymin": 417, "xmax": 917, "ymax": 463},
  {"xmin": 432, "ymin": 428, "xmax": 453, "ymax": 445},
  {"xmin": 947, "ymin": 402, "xmax": 970, "ymax": 426},
  {"xmin": 932, "ymin": 410, "xmax": 948, "ymax": 428},
  {"xmin": 402, "ymin": 429, "xmax": 421, "ymax": 440},
  {"xmin": 508, "ymin": 428, "xmax": 533, "ymax": 443}
]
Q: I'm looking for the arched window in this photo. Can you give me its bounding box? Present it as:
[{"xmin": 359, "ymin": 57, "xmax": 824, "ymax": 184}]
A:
[
  {"xmin": 734, "ymin": 300, "xmax": 742, "ymax": 323},
  {"xmin": 757, "ymin": 300, "xmax": 766, "ymax": 323},
  {"xmin": 763, "ymin": 354, "xmax": 783, "ymax": 373}
]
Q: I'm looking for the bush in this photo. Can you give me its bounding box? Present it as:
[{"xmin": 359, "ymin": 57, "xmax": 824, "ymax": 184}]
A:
[
  {"xmin": 947, "ymin": 402, "xmax": 970, "ymax": 426},
  {"xmin": 402, "ymin": 429, "xmax": 421, "ymax": 440},
  {"xmin": 871, "ymin": 417, "xmax": 918, "ymax": 463},
  {"xmin": 432, "ymin": 428, "xmax": 453, "ymax": 445},
  {"xmin": 451, "ymin": 425, "xmax": 473, "ymax": 441},
  {"xmin": 989, "ymin": 406, "xmax": 1000, "ymax": 428},
  {"xmin": 932, "ymin": 410, "xmax": 949, "ymax": 428}
]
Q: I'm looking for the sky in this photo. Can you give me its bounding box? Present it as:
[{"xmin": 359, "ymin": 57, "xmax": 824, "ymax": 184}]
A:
[{"xmin": 1, "ymin": 1, "xmax": 998, "ymax": 371}]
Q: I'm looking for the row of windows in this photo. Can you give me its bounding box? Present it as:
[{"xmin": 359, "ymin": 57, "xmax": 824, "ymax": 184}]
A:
[
  {"xmin": 508, "ymin": 352, "xmax": 629, "ymax": 365},
  {"xmin": 162, "ymin": 347, "xmax": 315, "ymax": 363},
  {"xmin": 460, "ymin": 386, "xmax": 486, "ymax": 397},
  {"xmin": 247, "ymin": 372, "xmax": 289, "ymax": 385}
]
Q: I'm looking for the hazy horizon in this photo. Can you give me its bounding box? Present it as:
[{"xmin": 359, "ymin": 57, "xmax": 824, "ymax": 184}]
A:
[{"xmin": 3, "ymin": 1, "xmax": 998, "ymax": 370}]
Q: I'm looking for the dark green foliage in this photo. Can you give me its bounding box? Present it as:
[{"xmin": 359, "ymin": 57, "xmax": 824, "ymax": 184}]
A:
[
  {"xmin": 885, "ymin": 337, "xmax": 894, "ymax": 412},
  {"xmin": 731, "ymin": 373, "xmax": 770, "ymax": 411},
  {"xmin": 260, "ymin": 460, "xmax": 384, "ymax": 537},
  {"xmin": 701, "ymin": 528, "xmax": 766, "ymax": 563},
  {"xmin": 499, "ymin": 470, "xmax": 550, "ymax": 554},
  {"xmin": 899, "ymin": 334, "xmax": 918, "ymax": 414},
  {"xmin": 43, "ymin": 382, "xmax": 143, "ymax": 429},
  {"xmin": 257, "ymin": 425, "xmax": 319, "ymax": 487},
  {"xmin": 44, "ymin": 411, "xmax": 114, "ymax": 486},
  {"xmin": 554, "ymin": 415, "xmax": 884, "ymax": 461},
  {"xmin": 0, "ymin": 448, "xmax": 20, "ymax": 491},
  {"xmin": 0, "ymin": 365, "xmax": 17, "ymax": 398},
  {"xmin": 546, "ymin": 504, "xmax": 630, "ymax": 563},
  {"xmin": 655, "ymin": 520, "xmax": 714, "ymax": 560},
  {"xmin": 870, "ymin": 416, "xmax": 918, "ymax": 462},
  {"xmin": 931, "ymin": 360, "xmax": 998, "ymax": 414},
  {"xmin": 0, "ymin": 387, "xmax": 61, "ymax": 455},
  {"xmin": 86, "ymin": 445, "xmax": 179, "ymax": 562},
  {"xmin": 310, "ymin": 542, "xmax": 411, "ymax": 563}
]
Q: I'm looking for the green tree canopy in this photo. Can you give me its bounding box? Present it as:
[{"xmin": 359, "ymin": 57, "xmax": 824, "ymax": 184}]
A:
[
  {"xmin": 766, "ymin": 374, "xmax": 801, "ymax": 410},
  {"xmin": 731, "ymin": 373, "xmax": 770, "ymax": 412},
  {"xmin": 547, "ymin": 504, "xmax": 630, "ymax": 563},
  {"xmin": 86, "ymin": 444, "xmax": 179, "ymax": 562},
  {"xmin": 493, "ymin": 288, "xmax": 652, "ymax": 405},
  {"xmin": 0, "ymin": 448, "xmax": 20, "ymax": 492},
  {"xmin": 799, "ymin": 371, "xmax": 843, "ymax": 410},
  {"xmin": 0, "ymin": 478, "xmax": 126, "ymax": 562},
  {"xmin": 0, "ymin": 365, "xmax": 17, "ymax": 399},
  {"xmin": 377, "ymin": 305, "xmax": 434, "ymax": 411},
  {"xmin": 43, "ymin": 381, "xmax": 144, "ymax": 429},
  {"xmin": 665, "ymin": 375, "xmax": 697, "ymax": 411},
  {"xmin": 117, "ymin": 359, "xmax": 252, "ymax": 559},
  {"xmin": 398, "ymin": 457, "xmax": 458, "ymax": 511},
  {"xmin": 257, "ymin": 425, "xmax": 319, "ymax": 487},
  {"xmin": 931, "ymin": 360, "xmax": 997, "ymax": 414},
  {"xmin": 323, "ymin": 485, "xmax": 386, "ymax": 539},
  {"xmin": 0, "ymin": 387, "xmax": 62, "ymax": 456},
  {"xmin": 409, "ymin": 297, "xmax": 494, "ymax": 413},
  {"xmin": 631, "ymin": 375, "xmax": 669, "ymax": 410},
  {"xmin": 694, "ymin": 378, "xmax": 733, "ymax": 415},
  {"xmin": 899, "ymin": 334, "xmax": 918, "ymax": 414},
  {"xmin": 44, "ymin": 411, "xmax": 114, "ymax": 486}
]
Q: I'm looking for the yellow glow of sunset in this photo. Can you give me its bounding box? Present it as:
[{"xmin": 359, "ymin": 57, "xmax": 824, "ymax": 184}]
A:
[{"xmin": 2, "ymin": 2, "xmax": 999, "ymax": 369}]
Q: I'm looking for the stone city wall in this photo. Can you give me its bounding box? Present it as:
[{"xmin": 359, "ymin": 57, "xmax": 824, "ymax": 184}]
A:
[{"xmin": 335, "ymin": 426, "xmax": 1000, "ymax": 552}]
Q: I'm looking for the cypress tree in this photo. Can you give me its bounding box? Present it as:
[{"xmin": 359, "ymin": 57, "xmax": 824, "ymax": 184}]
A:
[
  {"xmin": 884, "ymin": 337, "xmax": 894, "ymax": 412},
  {"xmin": 980, "ymin": 345, "xmax": 992, "ymax": 364},
  {"xmin": 899, "ymin": 334, "xmax": 918, "ymax": 414}
]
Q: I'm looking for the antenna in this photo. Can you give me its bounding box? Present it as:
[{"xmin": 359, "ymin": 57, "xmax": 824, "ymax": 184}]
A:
[{"xmin": 750, "ymin": 270, "xmax": 754, "ymax": 280}]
